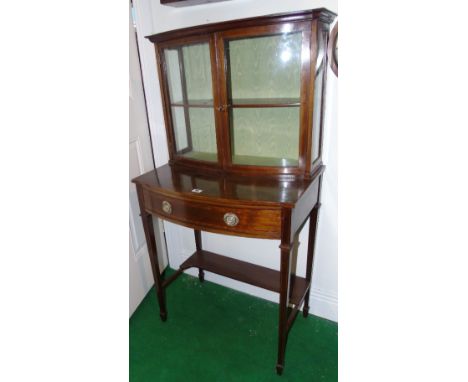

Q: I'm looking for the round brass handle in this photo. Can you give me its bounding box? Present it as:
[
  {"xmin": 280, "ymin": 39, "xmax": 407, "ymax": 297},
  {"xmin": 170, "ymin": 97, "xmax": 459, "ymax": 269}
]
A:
[
  {"xmin": 161, "ymin": 200, "xmax": 172, "ymax": 214},
  {"xmin": 223, "ymin": 212, "xmax": 239, "ymax": 227}
]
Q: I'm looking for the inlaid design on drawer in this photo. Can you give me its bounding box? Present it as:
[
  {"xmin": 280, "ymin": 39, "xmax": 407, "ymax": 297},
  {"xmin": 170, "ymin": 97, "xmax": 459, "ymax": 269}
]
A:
[{"xmin": 142, "ymin": 189, "xmax": 281, "ymax": 239}]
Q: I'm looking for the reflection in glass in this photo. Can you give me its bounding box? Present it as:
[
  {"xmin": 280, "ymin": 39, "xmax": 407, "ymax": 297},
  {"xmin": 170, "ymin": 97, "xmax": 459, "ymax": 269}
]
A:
[{"xmin": 227, "ymin": 32, "xmax": 302, "ymax": 100}]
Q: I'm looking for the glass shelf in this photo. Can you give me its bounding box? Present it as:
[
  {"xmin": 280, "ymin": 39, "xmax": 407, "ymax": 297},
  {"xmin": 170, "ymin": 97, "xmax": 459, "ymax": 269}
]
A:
[
  {"xmin": 179, "ymin": 151, "xmax": 218, "ymax": 162},
  {"xmin": 170, "ymin": 98, "xmax": 300, "ymax": 108},
  {"xmin": 232, "ymin": 155, "xmax": 298, "ymax": 167},
  {"xmin": 230, "ymin": 98, "xmax": 301, "ymax": 108},
  {"xmin": 170, "ymin": 99, "xmax": 214, "ymax": 108}
]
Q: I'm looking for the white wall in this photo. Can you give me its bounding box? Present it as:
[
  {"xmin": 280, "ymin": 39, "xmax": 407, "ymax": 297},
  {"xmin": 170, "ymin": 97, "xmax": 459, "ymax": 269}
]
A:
[{"xmin": 134, "ymin": 0, "xmax": 338, "ymax": 321}]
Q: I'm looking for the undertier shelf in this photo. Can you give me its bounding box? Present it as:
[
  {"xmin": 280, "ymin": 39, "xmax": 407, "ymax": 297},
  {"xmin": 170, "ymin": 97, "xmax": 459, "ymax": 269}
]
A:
[{"xmin": 179, "ymin": 250, "xmax": 310, "ymax": 306}]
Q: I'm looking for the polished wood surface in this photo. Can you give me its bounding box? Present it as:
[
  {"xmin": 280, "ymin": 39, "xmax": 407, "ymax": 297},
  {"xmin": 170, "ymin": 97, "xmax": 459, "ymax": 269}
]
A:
[
  {"xmin": 132, "ymin": 163, "xmax": 324, "ymax": 207},
  {"xmin": 303, "ymin": 203, "xmax": 321, "ymax": 318},
  {"xmin": 142, "ymin": 187, "xmax": 282, "ymax": 239},
  {"xmin": 133, "ymin": 163, "xmax": 323, "ymax": 239},
  {"xmin": 136, "ymin": 186, "xmax": 167, "ymax": 322},
  {"xmin": 194, "ymin": 230, "xmax": 204, "ymax": 282},
  {"xmin": 148, "ymin": 9, "xmax": 336, "ymax": 42}
]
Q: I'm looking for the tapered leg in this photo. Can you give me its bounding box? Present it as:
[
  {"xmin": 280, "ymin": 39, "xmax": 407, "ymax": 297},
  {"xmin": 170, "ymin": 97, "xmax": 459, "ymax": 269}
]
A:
[
  {"xmin": 194, "ymin": 229, "xmax": 204, "ymax": 282},
  {"xmin": 136, "ymin": 186, "xmax": 167, "ymax": 321},
  {"xmin": 276, "ymin": 208, "xmax": 293, "ymax": 375},
  {"xmin": 276, "ymin": 243, "xmax": 292, "ymax": 375},
  {"xmin": 303, "ymin": 203, "xmax": 321, "ymax": 318}
]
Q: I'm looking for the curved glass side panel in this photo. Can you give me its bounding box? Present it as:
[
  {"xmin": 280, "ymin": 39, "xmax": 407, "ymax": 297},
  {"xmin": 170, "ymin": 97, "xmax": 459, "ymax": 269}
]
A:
[{"xmin": 311, "ymin": 25, "xmax": 327, "ymax": 164}]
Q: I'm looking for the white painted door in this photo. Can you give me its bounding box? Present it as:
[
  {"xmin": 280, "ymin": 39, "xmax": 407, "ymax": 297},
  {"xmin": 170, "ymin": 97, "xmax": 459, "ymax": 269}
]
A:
[{"xmin": 129, "ymin": 4, "xmax": 168, "ymax": 317}]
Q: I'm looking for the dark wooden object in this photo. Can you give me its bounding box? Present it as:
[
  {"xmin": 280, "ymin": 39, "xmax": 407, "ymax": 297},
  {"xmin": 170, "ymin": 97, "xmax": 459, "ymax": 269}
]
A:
[
  {"xmin": 134, "ymin": 8, "xmax": 336, "ymax": 375},
  {"xmin": 133, "ymin": 164, "xmax": 323, "ymax": 374}
]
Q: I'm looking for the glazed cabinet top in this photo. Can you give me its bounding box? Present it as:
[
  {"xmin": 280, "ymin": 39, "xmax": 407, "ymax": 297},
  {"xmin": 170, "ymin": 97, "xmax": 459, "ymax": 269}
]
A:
[{"xmin": 146, "ymin": 8, "xmax": 336, "ymax": 178}]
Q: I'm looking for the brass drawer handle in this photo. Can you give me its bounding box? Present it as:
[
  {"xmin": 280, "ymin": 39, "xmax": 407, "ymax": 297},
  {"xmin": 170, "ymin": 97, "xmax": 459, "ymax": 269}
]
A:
[
  {"xmin": 223, "ymin": 212, "xmax": 239, "ymax": 227},
  {"xmin": 162, "ymin": 200, "xmax": 172, "ymax": 214}
]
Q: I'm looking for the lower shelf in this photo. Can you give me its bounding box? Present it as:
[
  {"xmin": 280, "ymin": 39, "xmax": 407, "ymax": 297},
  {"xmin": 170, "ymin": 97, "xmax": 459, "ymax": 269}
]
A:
[{"xmin": 180, "ymin": 250, "xmax": 309, "ymax": 306}]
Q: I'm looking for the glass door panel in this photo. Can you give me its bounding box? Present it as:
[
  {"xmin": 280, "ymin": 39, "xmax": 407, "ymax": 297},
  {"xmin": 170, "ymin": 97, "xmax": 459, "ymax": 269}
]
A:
[
  {"xmin": 182, "ymin": 44, "xmax": 214, "ymax": 104},
  {"xmin": 163, "ymin": 42, "xmax": 217, "ymax": 162},
  {"xmin": 225, "ymin": 31, "xmax": 303, "ymax": 167}
]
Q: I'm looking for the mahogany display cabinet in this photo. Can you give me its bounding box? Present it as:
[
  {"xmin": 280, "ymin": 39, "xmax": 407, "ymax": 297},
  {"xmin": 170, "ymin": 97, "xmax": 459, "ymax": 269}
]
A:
[{"xmin": 132, "ymin": 8, "xmax": 336, "ymax": 375}]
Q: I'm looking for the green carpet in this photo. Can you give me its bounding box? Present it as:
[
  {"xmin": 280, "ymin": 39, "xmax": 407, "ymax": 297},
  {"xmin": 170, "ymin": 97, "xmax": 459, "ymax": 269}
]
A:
[{"xmin": 130, "ymin": 269, "xmax": 337, "ymax": 381}]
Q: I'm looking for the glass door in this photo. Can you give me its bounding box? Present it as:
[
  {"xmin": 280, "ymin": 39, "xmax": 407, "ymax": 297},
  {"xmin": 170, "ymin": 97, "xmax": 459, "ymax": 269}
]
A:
[
  {"xmin": 162, "ymin": 40, "xmax": 218, "ymax": 162},
  {"xmin": 221, "ymin": 23, "xmax": 310, "ymax": 168}
]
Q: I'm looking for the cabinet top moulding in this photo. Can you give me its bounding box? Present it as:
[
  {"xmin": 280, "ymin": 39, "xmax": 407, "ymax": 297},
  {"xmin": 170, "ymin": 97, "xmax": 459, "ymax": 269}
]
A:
[{"xmin": 146, "ymin": 8, "xmax": 337, "ymax": 43}]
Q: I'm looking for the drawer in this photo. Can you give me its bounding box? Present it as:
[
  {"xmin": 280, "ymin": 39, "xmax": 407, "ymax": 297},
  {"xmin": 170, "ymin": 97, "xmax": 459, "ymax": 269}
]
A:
[{"xmin": 142, "ymin": 189, "xmax": 281, "ymax": 239}]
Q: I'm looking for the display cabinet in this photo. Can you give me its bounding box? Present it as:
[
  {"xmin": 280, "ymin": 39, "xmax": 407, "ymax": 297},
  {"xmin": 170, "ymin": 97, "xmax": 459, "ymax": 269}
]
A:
[
  {"xmin": 150, "ymin": 8, "xmax": 333, "ymax": 177},
  {"xmin": 133, "ymin": 8, "xmax": 336, "ymax": 375}
]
